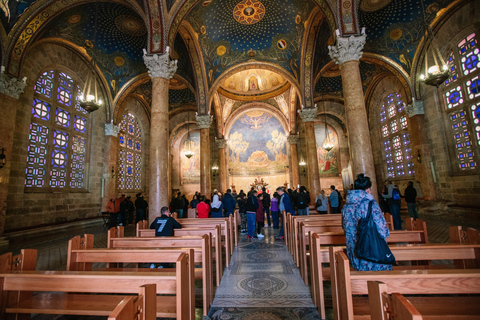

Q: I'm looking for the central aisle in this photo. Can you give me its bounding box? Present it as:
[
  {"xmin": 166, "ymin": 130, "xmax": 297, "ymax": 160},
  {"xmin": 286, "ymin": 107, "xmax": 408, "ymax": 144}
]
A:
[{"xmin": 206, "ymin": 227, "xmax": 322, "ymax": 320}]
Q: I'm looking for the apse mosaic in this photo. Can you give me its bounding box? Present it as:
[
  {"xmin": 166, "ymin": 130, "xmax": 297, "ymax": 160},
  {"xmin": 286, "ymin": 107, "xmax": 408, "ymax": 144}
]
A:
[
  {"xmin": 187, "ymin": 0, "xmax": 314, "ymax": 85},
  {"xmin": 0, "ymin": 0, "xmax": 36, "ymax": 33},
  {"xmin": 38, "ymin": 2, "xmax": 147, "ymax": 96},
  {"xmin": 182, "ymin": 131, "xmax": 201, "ymax": 184},
  {"xmin": 314, "ymin": 124, "xmax": 339, "ymax": 177},
  {"xmin": 228, "ymin": 111, "xmax": 287, "ymax": 176}
]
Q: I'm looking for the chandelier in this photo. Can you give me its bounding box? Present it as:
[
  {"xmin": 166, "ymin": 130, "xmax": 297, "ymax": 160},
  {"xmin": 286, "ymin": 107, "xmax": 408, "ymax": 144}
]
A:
[
  {"xmin": 320, "ymin": 76, "xmax": 334, "ymax": 152},
  {"xmin": 418, "ymin": 0, "xmax": 449, "ymax": 87},
  {"xmin": 184, "ymin": 106, "xmax": 194, "ymax": 159},
  {"xmin": 79, "ymin": 3, "xmax": 102, "ymax": 113}
]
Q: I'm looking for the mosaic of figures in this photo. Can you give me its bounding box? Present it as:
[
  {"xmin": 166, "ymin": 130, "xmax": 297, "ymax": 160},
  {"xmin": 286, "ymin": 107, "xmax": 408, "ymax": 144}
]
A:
[
  {"xmin": 228, "ymin": 111, "xmax": 287, "ymax": 176},
  {"xmin": 314, "ymin": 123, "xmax": 339, "ymax": 177},
  {"xmin": 181, "ymin": 131, "xmax": 201, "ymax": 184}
]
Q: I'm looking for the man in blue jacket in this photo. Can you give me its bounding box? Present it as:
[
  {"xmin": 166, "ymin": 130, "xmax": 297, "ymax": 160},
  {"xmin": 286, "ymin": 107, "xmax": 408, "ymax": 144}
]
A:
[
  {"xmin": 245, "ymin": 189, "xmax": 259, "ymax": 240},
  {"xmin": 275, "ymin": 187, "xmax": 293, "ymax": 240},
  {"xmin": 222, "ymin": 189, "xmax": 236, "ymax": 217}
]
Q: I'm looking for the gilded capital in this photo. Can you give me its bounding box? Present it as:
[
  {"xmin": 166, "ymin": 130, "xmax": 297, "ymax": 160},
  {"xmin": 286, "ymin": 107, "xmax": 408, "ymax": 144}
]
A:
[
  {"xmin": 143, "ymin": 47, "xmax": 178, "ymax": 80},
  {"xmin": 287, "ymin": 134, "xmax": 299, "ymax": 145},
  {"xmin": 298, "ymin": 106, "xmax": 317, "ymax": 122},
  {"xmin": 216, "ymin": 139, "xmax": 227, "ymax": 149},
  {"xmin": 0, "ymin": 67, "xmax": 26, "ymax": 99},
  {"xmin": 196, "ymin": 113, "xmax": 213, "ymax": 129},
  {"xmin": 328, "ymin": 28, "xmax": 366, "ymax": 65},
  {"xmin": 406, "ymin": 99, "xmax": 424, "ymax": 117},
  {"xmin": 105, "ymin": 121, "xmax": 120, "ymax": 137}
]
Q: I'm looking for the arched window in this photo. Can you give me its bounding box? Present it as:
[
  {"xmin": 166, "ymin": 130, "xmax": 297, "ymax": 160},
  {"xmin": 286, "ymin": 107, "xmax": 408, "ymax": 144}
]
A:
[
  {"xmin": 117, "ymin": 112, "xmax": 143, "ymax": 191},
  {"xmin": 25, "ymin": 70, "xmax": 89, "ymax": 189},
  {"xmin": 380, "ymin": 92, "xmax": 414, "ymax": 178},
  {"xmin": 442, "ymin": 32, "xmax": 480, "ymax": 172}
]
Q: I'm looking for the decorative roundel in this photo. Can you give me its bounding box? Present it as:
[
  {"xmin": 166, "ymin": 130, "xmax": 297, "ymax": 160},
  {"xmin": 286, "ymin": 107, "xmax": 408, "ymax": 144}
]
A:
[
  {"xmin": 233, "ymin": 0, "xmax": 266, "ymax": 25},
  {"xmin": 115, "ymin": 15, "xmax": 147, "ymax": 36},
  {"xmin": 277, "ymin": 39, "xmax": 287, "ymax": 50},
  {"xmin": 68, "ymin": 15, "xmax": 81, "ymax": 24}
]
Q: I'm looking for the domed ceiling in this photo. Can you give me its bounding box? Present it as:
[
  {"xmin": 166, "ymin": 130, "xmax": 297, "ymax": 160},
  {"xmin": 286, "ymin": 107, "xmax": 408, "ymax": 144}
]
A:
[{"xmin": 186, "ymin": 0, "xmax": 315, "ymax": 86}]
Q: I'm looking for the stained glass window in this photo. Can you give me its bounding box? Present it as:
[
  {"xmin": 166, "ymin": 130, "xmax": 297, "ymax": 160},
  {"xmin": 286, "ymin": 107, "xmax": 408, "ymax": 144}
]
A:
[
  {"xmin": 380, "ymin": 93, "xmax": 413, "ymax": 178},
  {"xmin": 449, "ymin": 110, "xmax": 476, "ymax": 170},
  {"xmin": 25, "ymin": 70, "xmax": 89, "ymax": 190},
  {"xmin": 117, "ymin": 113, "xmax": 143, "ymax": 191}
]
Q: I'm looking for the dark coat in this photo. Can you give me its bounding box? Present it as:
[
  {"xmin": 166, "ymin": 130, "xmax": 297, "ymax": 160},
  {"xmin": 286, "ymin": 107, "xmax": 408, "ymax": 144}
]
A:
[{"xmin": 222, "ymin": 193, "xmax": 236, "ymax": 212}]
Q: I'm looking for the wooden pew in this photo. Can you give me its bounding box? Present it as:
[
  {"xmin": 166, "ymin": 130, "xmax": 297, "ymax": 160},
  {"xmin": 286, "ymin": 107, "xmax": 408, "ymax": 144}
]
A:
[
  {"xmin": 450, "ymin": 225, "xmax": 480, "ymax": 244},
  {"xmin": 106, "ymin": 232, "xmax": 214, "ymax": 314},
  {"xmin": 330, "ymin": 245, "xmax": 480, "ymax": 320},
  {"xmin": 108, "ymin": 284, "xmax": 156, "ymax": 320},
  {"xmin": 310, "ymin": 230, "xmax": 430, "ymax": 318},
  {"xmin": 0, "ymin": 253, "xmax": 194, "ymax": 320}
]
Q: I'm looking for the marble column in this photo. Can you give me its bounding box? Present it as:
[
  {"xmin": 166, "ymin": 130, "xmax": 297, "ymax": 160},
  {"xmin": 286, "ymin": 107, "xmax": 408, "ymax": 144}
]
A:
[
  {"xmin": 102, "ymin": 121, "xmax": 120, "ymax": 211},
  {"xmin": 329, "ymin": 28, "xmax": 378, "ymax": 197},
  {"xmin": 298, "ymin": 107, "xmax": 321, "ymax": 203},
  {"xmin": 216, "ymin": 139, "xmax": 227, "ymax": 192},
  {"xmin": 406, "ymin": 100, "xmax": 437, "ymax": 200},
  {"xmin": 143, "ymin": 48, "xmax": 177, "ymax": 223},
  {"xmin": 197, "ymin": 114, "xmax": 213, "ymax": 197},
  {"xmin": 0, "ymin": 71, "xmax": 26, "ymax": 237},
  {"xmin": 287, "ymin": 134, "xmax": 300, "ymax": 189}
]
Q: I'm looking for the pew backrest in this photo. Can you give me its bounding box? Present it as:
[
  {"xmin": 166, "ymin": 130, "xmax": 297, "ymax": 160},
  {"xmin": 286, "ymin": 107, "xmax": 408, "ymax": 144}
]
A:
[{"xmin": 108, "ymin": 284, "xmax": 156, "ymax": 320}]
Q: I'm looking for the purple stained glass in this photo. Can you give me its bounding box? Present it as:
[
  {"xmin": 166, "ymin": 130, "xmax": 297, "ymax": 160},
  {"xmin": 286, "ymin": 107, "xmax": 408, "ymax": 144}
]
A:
[
  {"xmin": 55, "ymin": 108, "xmax": 70, "ymax": 127},
  {"xmin": 52, "ymin": 150, "xmax": 67, "ymax": 168},
  {"xmin": 57, "ymin": 86, "xmax": 72, "ymax": 106},
  {"xmin": 25, "ymin": 123, "xmax": 49, "ymax": 187},
  {"xmin": 74, "ymin": 116, "xmax": 87, "ymax": 133},
  {"xmin": 34, "ymin": 71, "xmax": 54, "ymax": 98},
  {"xmin": 53, "ymin": 131, "xmax": 69, "ymax": 149},
  {"xmin": 32, "ymin": 99, "xmax": 51, "ymax": 121}
]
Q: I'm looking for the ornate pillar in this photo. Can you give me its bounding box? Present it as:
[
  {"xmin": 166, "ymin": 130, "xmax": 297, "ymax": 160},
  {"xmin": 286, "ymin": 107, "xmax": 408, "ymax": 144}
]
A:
[
  {"xmin": 216, "ymin": 139, "xmax": 227, "ymax": 192},
  {"xmin": 287, "ymin": 134, "xmax": 300, "ymax": 189},
  {"xmin": 298, "ymin": 107, "xmax": 321, "ymax": 202},
  {"xmin": 329, "ymin": 28, "xmax": 378, "ymax": 197},
  {"xmin": 0, "ymin": 70, "xmax": 26, "ymax": 237},
  {"xmin": 143, "ymin": 48, "xmax": 177, "ymax": 223},
  {"xmin": 406, "ymin": 100, "xmax": 437, "ymax": 200},
  {"xmin": 102, "ymin": 121, "xmax": 120, "ymax": 211},
  {"xmin": 197, "ymin": 114, "xmax": 213, "ymax": 196}
]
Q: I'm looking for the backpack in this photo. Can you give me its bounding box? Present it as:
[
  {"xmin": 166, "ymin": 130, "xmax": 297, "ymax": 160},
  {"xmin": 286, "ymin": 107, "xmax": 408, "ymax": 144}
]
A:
[
  {"xmin": 392, "ymin": 189, "xmax": 400, "ymax": 201},
  {"xmin": 315, "ymin": 197, "xmax": 322, "ymax": 208}
]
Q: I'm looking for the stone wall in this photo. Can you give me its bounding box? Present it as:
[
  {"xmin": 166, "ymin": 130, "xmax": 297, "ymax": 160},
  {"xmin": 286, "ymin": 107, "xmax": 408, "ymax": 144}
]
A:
[{"xmin": 5, "ymin": 43, "xmax": 106, "ymax": 231}]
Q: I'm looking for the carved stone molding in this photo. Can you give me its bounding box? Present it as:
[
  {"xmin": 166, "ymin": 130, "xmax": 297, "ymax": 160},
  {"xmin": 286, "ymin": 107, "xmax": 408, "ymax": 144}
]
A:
[
  {"xmin": 328, "ymin": 28, "xmax": 366, "ymax": 65},
  {"xmin": 0, "ymin": 68, "xmax": 26, "ymax": 99},
  {"xmin": 298, "ymin": 106, "xmax": 317, "ymax": 122},
  {"xmin": 216, "ymin": 139, "xmax": 227, "ymax": 149},
  {"xmin": 287, "ymin": 134, "xmax": 299, "ymax": 145},
  {"xmin": 196, "ymin": 113, "xmax": 213, "ymax": 129},
  {"xmin": 105, "ymin": 121, "xmax": 120, "ymax": 137},
  {"xmin": 143, "ymin": 47, "xmax": 178, "ymax": 80},
  {"xmin": 406, "ymin": 99, "xmax": 424, "ymax": 117}
]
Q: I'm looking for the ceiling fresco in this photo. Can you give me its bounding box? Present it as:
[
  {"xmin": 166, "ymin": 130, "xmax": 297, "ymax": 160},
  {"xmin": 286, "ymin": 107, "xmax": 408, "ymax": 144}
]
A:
[
  {"xmin": 186, "ymin": 0, "xmax": 315, "ymax": 86},
  {"xmin": 173, "ymin": 33, "xmax": 195, "ymax": 87},
  {"xmin": 38, "ymin": 2, "xmax": 148, "ymax": 97},
  {"xmin": 359, "ymin": 0, "xmax": 453, "ymax": 74},
  {"xmin": 0, "ymin": 0, "xmax": 36, "ymax": 34}
]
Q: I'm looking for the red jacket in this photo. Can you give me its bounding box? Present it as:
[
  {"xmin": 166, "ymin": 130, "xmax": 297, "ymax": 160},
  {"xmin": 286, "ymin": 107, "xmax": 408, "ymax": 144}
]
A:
[
  {"xmin": 197, "ymin": 201, "xmax": 210, "ymax": 218},
  {"xmin": 256, "ymin": 200, "xmax": 264, "ymax": 222}
]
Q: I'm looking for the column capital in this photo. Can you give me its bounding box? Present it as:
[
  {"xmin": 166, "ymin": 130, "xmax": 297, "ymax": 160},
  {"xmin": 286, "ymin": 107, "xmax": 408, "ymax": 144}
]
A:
[
  {"xmin": 298, "ymin": 105, "xmax": 317, "ymax": 122},
  {"xmin": 406, "ymin": 99, "xmax": 424, "ymax": 117},
  {"xmin": 196, "ymin": 113, "xmax": 213, "ymax": 129},
  {"xmin": 287, "ymin": 134, "xmax": 299, "ymax": 145},
  {"xmin": 0, "ymin": 68, "xmax": 26, "ymax": 99},
  {"xmin": 105, "ymin": 121, "xmax": 120, "ymax": 137},
  {"xmin": 215, "ymin": 138, "xmax": 227, "ymax": 149},
  {"xmin": 328, "ymin": 28, "xmax": 366, "ymax": 65},
  {"xmin": 143, "ymin": 47, "xmax": 178, "ymax": 80}
]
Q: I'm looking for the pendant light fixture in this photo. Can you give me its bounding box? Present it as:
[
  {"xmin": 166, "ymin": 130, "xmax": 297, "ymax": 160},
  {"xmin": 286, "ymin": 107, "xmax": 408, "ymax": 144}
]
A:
[
  {"xmin": 321, "ymin": 76, "xmax": 334, "ymax": 151},
  {"xmin": 184, "ymin": 107, "xmax": 194, "ymax": 159}
]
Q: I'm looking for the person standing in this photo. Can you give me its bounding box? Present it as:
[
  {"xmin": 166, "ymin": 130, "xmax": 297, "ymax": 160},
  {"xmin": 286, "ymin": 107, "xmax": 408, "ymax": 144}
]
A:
[
  {"xmin": 245, "ymin": 189, "xmax": 259, "ymax": 240},
  {"xmin": 256, "ymin": 193, "xmax": 265, "ymax": 238},
  {"xmin": 315, "ymin": 190, "xmax": 328, "ymax": 214},
  {"xmin": 125, "ymin": 196, "xmax": 134, "ymax": 225},
  {"xmin": 211, "ymin": 192, "xmax": 223, "ymax": 218},
  {"xmin": 329, "ymin": 186, "xmax": 340, "ymax": 213},
  {"xmin": 135, "ymin": 193, "xmax": 148, "ymax": 223},
  {"xmin": 118, "ymin": 194, "xmax": 127, "ymax": 226},
  {"xmin": 222, "ymin": 189, "xmax": 236, "ymax": 217},
  {"xmin": 296, "ymin": 186, "xmax": 309, "ymax": 216},
  {"xmin": 106, "ymin": 194, "xmax": 120, "ymax": 228},
  {"xmin": 270, "ymin": 192, "xmax": 280, "ymax": 229},
  {"xmin": 172, "ymin": 192, "xmax": 185, "ymax": 219},
  {"xmin": 262, "ymin": 187, "xmax": 271, "ymax": 227},
  {"xmin": 404, "ymin": 181, "xmax": 418, "ymax": 220},
  {"xmin": 342, "ymin": 174, "xmax": 392, "ymax": 271},
  {"xmin": 275, "ymin": 187, "xmax": 294, "ymax": 241},
  {"xmin": 382, "ymin": 181, "xmax": 402, "ymax": 230},
  {"xmin": 237, "ymin": 192, "xmax": 247, "ymax": 233},
  {"xmin": 190, "ymin": 194, "xmax": 199, "ymax": 209},
  {"xmin": 196, "ymin": 196, "xmax": 210, "ymax": 218}
]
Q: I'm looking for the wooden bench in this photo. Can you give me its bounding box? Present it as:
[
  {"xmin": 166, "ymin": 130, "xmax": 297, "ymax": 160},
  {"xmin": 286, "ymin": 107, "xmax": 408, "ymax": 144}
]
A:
[
  {"xmin": 106, "ymin": 232, "xmax": 214, "ymax": 314},
  {"xmin": 450, "ymin": 225, "xmax": 480, "ymax": 245},
  {"xmin": 0, "ymin": 251, "xmax": 194, "ymax": 320},
  {"xmin": 330, "ymin": 245, "xmax": 480, "ymax": 320},
  {"xmin": 108, "ymin": 284, "xmax": 156, "ymax": 320},
  {"xmin": 309, "ymin": 230, "xmax": 430, "ymax": 318}
]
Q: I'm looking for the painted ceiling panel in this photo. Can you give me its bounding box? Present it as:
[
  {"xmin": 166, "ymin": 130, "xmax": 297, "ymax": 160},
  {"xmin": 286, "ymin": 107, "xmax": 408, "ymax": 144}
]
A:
[
  {"xmin": 173, "ymin": 33, "xmax": 195, "ymax": 86},
  {"xmin": 38, "ymin": 2, "xmax": 147, "ymax": 96},
  {"xmin": 186, "ymin": 0, "xmax": 314, "ymax": 86},
  {"xmin": 0, "ymin": 0, "xmax": 36, "ymax": 34}
]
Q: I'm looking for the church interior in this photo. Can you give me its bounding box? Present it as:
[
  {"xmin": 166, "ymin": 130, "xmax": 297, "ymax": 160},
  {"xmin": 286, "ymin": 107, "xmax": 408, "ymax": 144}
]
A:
[{"xmin": 0, "ymin": 0, "xmax": 480, "ymax": 319}]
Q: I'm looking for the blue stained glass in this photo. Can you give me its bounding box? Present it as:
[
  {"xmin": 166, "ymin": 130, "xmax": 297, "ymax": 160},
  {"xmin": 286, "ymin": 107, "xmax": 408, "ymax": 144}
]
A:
[
  {"xmin": 458, "ymin": 143, "xmax": 462, "ymax": 147},
  {"xmin": 74, "ymin": 116, "xmax": 87, "ymax": 133},
  {"xmin": 53, "ymin": 131, "xmax": 69, "ymax": 149},
  {"xmin": 460, "ymin": 154, "xmax": 464, "ymax": 158},
  {"xmin": 129, "ymin": 125, "xmax": 134, "ymax": 133},
  {"xmin": 462, "ymin": 48, "xmax": 466, "ymax": 53},
  {"xmin": 57, "ymin": 86, "xmax": 72, "ymax": 106},
  {"xmin": 469, "ymin": 153, "xmax": 473, "ymax": 156},
  {"xmin": 465, "ymin": 55, "xmax": 478, "ymax": 70},
  {"xmin": 51, "ymin": 150, "xmax": 67, "ymax": 168},
  {"xmin": 32, "ymin": 99, "xmax": 51, "ymax": 121},
  {"xmin": 127, "ymin": 167, "xmax": 132, "ymax": 175},
  {"xmin": 462, "ymin": 164, "xmax": 466, "ymax": 167},
  {"xmin": 119, "ymin": 136, "xmax": 124, "ymax": 144},
  {"xmin": 449, "ymin": 91, "xmax": 460, "ymax": 104},
  {"xmin": 470, "ymin": 80, "xmax": 480, "ymax": 94},
  {"xmin": 128, "ymin": 139, "xmax": 133, "ymax": 148},
  {"xmin": 136, "ymin": 142, "xmax": 141, "ymax": 151}
]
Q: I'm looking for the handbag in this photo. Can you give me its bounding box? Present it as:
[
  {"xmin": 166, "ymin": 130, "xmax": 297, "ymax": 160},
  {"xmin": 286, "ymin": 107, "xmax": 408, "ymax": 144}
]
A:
[{"xmin": 355, "ymin": 200, "xmax": 396, "ymax": 265}]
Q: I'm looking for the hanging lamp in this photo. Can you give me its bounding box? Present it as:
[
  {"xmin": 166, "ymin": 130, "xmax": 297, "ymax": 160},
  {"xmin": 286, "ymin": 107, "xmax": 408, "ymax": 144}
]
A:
[
  {"xmin": 184, "ymin": 106, "xmax": 194, "ymax": 159},
  {"xmin": 321, "ymin": 76, "xmax": 334, "ymax": 151}
]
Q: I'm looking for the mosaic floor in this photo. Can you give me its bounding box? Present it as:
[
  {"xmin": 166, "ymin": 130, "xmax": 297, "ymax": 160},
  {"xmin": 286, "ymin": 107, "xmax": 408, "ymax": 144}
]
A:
[{"xmin": 206, "ymin": 227, "xmax": 322, "ymax": 320}]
